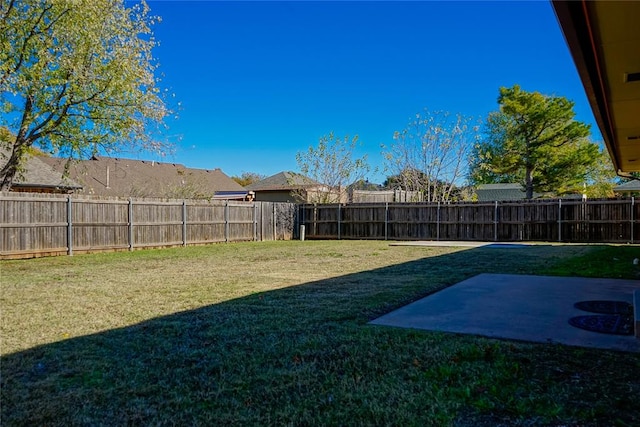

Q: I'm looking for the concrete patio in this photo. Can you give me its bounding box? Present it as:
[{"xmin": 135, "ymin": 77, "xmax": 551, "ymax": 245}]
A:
[{"xmin": 370, "ymin": 273, "xmax": 640, "ymax": 353}]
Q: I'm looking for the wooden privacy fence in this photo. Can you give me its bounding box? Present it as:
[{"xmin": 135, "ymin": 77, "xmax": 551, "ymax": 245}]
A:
[
  {"xmin": 299, "ymin": 198, "xmax": 639, "ymax": 243},
  {"xmin": 351, "ymin": 189, "xmax": 424, "ymax": 203},
  {"xmin": 0, "ymin": 193, "xmax": 296, "ymax": 259}
]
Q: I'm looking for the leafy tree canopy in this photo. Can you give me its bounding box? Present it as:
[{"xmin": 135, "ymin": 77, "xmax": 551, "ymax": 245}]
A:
[
  {"xmin": 1, "ymin": 0, "xmax": 170, "ymax": 190},
  {"xmin": 348, "ymin": 178, "xmax": 381, "ymax": 192},
  {"xmin": 231, "ymin": 172, "xmax": 266, "ymax": 187},
  {"xmin": 382, "ymin": 109, "xmax": 479, "ymax": 203},
  {"xmin": 384, "ymin": 169, "xmax": 472, "ymax": 201},
  {"xmin": 295, "ymin": 132, "xmax": 369, "ymax": 203},
  {"xmin": 468, "ymin": 85, "xmax": 607, "ymax": 198}
]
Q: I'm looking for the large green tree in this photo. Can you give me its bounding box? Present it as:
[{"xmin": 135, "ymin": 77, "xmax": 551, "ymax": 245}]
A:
[
  {"xmin": 0, "ymin": 0, "xmax": 169, "ymax": 190},
  {"xmin": 469, "ymin": 85, "xmax": 601, "ymax": 199}
]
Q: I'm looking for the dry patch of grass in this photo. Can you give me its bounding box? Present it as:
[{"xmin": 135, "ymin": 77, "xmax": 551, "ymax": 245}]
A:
[{"xmin": 2, "ymin": 241, "xmax": 638, "ymax": 426}]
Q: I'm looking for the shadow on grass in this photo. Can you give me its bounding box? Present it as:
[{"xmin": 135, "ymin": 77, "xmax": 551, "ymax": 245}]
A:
[{"xmin": 2, "ymin": 244, "xmax": 639, "ymax": 426}]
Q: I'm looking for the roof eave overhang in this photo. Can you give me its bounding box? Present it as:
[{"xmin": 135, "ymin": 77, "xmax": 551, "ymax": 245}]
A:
[{"xmin": 551, "ymin": 0, "xmax": 620, "ymax": 172}]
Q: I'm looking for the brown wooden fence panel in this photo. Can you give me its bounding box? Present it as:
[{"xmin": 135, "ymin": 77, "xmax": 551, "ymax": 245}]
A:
[
  {"xmin": 251, "ymin": 202, "xmax": 296, "ymax": 241},
  {"xmin": 497, "ymin": 200, "xmax": 559, "ymax": 241},
  {"xmin": 351, "ymin": 190, "xmax": 394, "ymax": 203},
  {"xmin": 300, "ymin": 204, "xmax": 339, "ymax": 239},
  {"xmin": 341, "ymin": 203, "xmax": 387, "ymax": 239},
  {"xmin": 634, "ymin": 198, "xmax": 640, "ymax": 243},
  {"xmin": 228, "ymin": 202, "xmax": 254, "ymax": 242},
  {"xmin": 499, "ymin": 202, "xmax": 526, "ymax": 241},
  {"xmin": 132, "ymin": 200, "xmax": 183, "ymax": 248},
  {"xmin": 318, "ymin": 204, "xmax": 339, "ymax": 238},
  {"xmin": 0, "ymin": 195, "xmax": 68, "ymax": 255},
  {"xmin": 274, "ymin": 202, "xmax": 296, "ymax": 241},
  {"xmin": 299, "ymin": 198, "xmax": 639, "ymax": 244},
  {"xmin": 72, "ymin": 199, "xmax": 129, "ymax": 250},
  {"xmin": 386, "ymin": 203, "xmax": 436, "ymax": 240},
  {"xmin": 0, "ymin": 193, "xmax": 295, "ymax": 259},
  {"xmin": 439, "ymin": 203, "xmax": 495, "ymax": 241},
  {"xmin": 259, "ymin": 202, "xmax": 275, "ymax": 241},
  {"xmin": 186, "ymin": 202, "xmax": 226, "ymax": 244},
  {"xmin": 3, "ymin": 194, "xmax": 637, "ymax": 258},
  {"xmin": 572, "ymin": 199, "xmax": 633, "ymax": 243}
]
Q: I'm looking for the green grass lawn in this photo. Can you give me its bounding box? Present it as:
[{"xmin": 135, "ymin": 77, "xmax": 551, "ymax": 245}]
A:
[{"xmin": 2, "ymin": 241, "xmax": 639, "ymax": 426}]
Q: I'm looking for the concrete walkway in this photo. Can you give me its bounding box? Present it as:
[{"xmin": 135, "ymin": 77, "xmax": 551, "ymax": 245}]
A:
[{"xmin": 370, "ymin": 274, "xmax": 640, "ymax": 353}]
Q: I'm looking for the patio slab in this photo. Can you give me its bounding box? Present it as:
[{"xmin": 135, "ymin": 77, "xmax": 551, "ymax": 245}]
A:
[{"xmin": 370, "ymin": 274, "xmax": 640, "ymax": 353}]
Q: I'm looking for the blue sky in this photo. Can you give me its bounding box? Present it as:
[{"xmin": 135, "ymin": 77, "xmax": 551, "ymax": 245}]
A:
[{"xmin": 140, "ymin": 0, "xmax": 601, "ymax": 184}]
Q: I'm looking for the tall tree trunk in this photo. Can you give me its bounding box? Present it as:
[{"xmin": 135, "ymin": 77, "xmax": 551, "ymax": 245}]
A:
[
  {"xmin": 2, "ymin": 96, "xmax": 34, "ymax": 191},
  {"xmin": 525, "ymin": 165, "xmax": 534, "ymax": 199},
  {"xmin": 0, "ymin": 141, "xmax": 25, "ymax": 191}
]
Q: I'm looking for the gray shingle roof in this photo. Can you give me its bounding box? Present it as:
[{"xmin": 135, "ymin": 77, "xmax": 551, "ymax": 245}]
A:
[
  {"xmin": 40, "ymin": 156, "xmax": 245, "ymax": 199},
  {"xmin": 246, "ymin": 171, "xmax": 320, "ymax": 191},
  {"xmin": 613, "ymin": 180, "xmax": 640, "ymax": 192},
  {"xmin": 476, "ymin": 183, "xmax": 528, "ymax": 201},
  {"xmin": 0, "ymin": 146, "xmax": 82, "ymax": 191}
]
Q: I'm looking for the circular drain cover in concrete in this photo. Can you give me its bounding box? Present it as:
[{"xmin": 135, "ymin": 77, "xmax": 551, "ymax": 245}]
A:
[
  {"xmin": 568, "ymin": 315, "xmax": 633, "ymax": 336},
  {"xmin": 574, "ymin": 300, "xmax": 633, "ymax": 315}
]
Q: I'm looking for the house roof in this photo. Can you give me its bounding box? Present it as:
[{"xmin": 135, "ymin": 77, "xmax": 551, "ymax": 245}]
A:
[
  {"xmin": 552, "ymin": 1, "xmax": 640, "ymax": 173},
  {"xmin": 0, "ymin": 146, "xmax": 82, "ymax": 191},
  {"xmin": 40, "ymin": 156, "xmax": 245, "ymax": 199},
  {"xmin": 613, "ymin": 180, "xmax": 640, "ymax": 192},
  {"xmin": 476, "ymin": 184, "xmax": 528, "ymax": 202},
  {"xmin": 246, "ymin": 171, "xmax": 320, "ymax": 191}
]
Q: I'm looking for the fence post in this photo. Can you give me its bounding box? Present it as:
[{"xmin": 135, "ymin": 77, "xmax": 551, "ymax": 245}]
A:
[
  {"xmin": 260, "ymin": 203, "xmax": 264, "ymax": 241},
  {"xmin": 384, "ymin": 202, "xmax": 388, "ymax": 241},
  {"xmin": 128, "ymin": 198, "xmax": 133, "ymax": 251},
  {"xmin": 67, "ymin": 196, "xmax": 73, "ymax": 256},
  {"xmin": 225, "ymin": 200, "xmax": 229, "ymax": 242},
  {"xmin": 313, "ymin": 204, "xmax": 317, "ymax": 237},
  {"xmin": 437, "ymin": 202, "xmax": 441, "ymax": 241},
  {"xmin": 337, "ymin": 203, "xmax": 341, "ymax": 240},
  {"xmin": 182, "ymin": 200, "xmax": 187, "ymax": 247},
  {"xmin": 558, "ymin": 199, "xmax": 562, "ymax": 242},
  {"xmin": 631, "ymin": 197, "xmax": 635, "ymax": 244},
  {"xmin": 253, "ymin": 203, "xmax": 258, "ymax": 241},
  {"xmin": 273, "ymin": 202, "xmax": 277, "ymax": 241},
  {"xmin": 494, "ymin": 201, "xmax": 498, "ymax": 242}
]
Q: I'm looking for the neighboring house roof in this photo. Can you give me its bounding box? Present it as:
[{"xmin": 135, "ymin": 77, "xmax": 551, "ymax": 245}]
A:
[
  {"xmin": 476, "ymin": 184, "xmax": 529, "ymax": 201},
  {"xmin": 40, "ymin": 156, "xmax": 246, "ymax": 199},
  {"xmin": 0, "ymin": 146, "xmax": 82, "ymax": 192},
  {"xmin": 613, "ymin": 180, "xmax": 640, "ymax": 193},
  {"xmin": 246, "ymin": 171, "xmax": 320, "ymax": 191}
]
